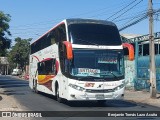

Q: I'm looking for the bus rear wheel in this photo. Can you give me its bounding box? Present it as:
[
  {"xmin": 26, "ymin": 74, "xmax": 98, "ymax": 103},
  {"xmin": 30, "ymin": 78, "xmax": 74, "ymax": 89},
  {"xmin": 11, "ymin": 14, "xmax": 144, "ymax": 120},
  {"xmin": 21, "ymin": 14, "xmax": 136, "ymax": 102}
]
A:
[{"xmin": 33, "ymin": 79, "xmax": 39, "ymax": 93}]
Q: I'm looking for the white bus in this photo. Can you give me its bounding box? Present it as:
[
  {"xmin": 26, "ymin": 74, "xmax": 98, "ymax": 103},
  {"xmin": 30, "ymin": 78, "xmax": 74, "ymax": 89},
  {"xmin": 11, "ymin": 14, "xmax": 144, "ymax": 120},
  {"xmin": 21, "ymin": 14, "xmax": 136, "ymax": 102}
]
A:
[{"xmin": 29, "ymin": 19, "xmax": 134, "ymax": 103}]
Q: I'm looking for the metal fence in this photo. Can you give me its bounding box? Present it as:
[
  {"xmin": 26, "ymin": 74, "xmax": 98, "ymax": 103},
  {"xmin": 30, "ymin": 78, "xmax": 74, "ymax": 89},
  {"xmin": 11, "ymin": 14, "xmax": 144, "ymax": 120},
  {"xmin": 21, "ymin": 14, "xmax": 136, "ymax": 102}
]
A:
[
  {"xmin": 123, "ymin": 32, "xmax": 160, "ymax": 93},
  {"xmin": 134, "ymin": 56, "xmax": 160, "ymax": 93}
]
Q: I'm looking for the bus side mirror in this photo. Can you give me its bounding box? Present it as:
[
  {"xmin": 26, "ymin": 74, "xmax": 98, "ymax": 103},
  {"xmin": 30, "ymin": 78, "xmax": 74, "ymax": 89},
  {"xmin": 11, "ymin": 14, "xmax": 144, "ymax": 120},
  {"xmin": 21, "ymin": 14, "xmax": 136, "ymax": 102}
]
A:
[
  {"xmin": 122, "ymin": 43, "xmax": 134, "ymax": 61},
  {"xmin": 63, "ymin": 41, "xmax": 73, "ymax": 60}
]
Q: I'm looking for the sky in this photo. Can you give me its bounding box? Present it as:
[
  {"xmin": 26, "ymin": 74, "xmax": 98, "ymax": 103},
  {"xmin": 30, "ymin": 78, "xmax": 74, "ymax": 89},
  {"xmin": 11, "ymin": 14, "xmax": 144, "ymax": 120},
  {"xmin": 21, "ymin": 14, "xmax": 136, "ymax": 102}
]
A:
[{"xmin": 0, "ymin": 0, "xmax": 160, "ymax": 44}]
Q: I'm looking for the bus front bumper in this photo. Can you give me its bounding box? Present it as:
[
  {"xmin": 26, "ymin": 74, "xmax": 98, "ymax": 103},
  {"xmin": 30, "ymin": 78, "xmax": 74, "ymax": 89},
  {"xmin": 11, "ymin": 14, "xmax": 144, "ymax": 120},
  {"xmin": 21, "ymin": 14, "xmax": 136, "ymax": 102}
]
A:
[{"xmin": 67, "ymin": 88, "xmax": 125, "ymax": 101}]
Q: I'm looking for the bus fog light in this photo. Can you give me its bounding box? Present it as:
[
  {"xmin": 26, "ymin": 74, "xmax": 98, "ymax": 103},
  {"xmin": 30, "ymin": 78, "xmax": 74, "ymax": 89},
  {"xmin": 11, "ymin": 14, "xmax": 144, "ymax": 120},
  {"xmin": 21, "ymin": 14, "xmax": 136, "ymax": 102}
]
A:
[{"xmin": 70, "ymin": 94, "xmax": 75, "ymax": 98}]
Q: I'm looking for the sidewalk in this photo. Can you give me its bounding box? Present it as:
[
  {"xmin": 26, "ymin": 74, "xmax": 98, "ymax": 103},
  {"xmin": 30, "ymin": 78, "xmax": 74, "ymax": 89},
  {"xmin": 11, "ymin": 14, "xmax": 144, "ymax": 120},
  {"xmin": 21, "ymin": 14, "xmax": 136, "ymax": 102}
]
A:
[
  {"xmin": 0, "ymin": 88, "xmax": 28, "ymax": 111},
  {"xmin": 0, "ymin": 75, "xmax": 29, "ymax": 111},
  {"xmin": 124, "ymin": 89, "xmax": 160, "ymax": 108}
]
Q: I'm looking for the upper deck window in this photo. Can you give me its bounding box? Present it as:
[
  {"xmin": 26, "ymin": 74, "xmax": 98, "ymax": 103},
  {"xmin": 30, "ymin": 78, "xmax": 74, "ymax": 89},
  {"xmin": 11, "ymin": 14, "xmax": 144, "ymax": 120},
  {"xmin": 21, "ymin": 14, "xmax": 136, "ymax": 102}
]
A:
[
  {"xmin": 68, "ymin": 23, "xmax": 121, "ymax": 45},
  {"xmin": 30, "ymin": 24, "xmax": 66, "ymax": 54}
]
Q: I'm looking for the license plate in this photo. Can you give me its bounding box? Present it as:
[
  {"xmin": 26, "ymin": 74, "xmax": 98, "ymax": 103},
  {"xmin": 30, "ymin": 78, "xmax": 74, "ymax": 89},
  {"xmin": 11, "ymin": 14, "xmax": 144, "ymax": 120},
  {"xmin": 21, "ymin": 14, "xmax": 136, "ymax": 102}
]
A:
[
  {"xmin": 105, "ymin": 94, "xmax": 113, "ymax": 98},
  {"xmin": 95, "ymin": 94, "xmax": 104, "ymax": 99}
]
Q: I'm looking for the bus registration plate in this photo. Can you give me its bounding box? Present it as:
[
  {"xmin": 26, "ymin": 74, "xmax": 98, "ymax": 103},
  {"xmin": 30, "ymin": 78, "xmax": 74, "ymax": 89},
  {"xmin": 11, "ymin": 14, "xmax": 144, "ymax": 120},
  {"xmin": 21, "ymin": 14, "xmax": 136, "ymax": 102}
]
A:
[{"xmin": 95, "ymin": 94, "xmax": 104, "ymax": 99}]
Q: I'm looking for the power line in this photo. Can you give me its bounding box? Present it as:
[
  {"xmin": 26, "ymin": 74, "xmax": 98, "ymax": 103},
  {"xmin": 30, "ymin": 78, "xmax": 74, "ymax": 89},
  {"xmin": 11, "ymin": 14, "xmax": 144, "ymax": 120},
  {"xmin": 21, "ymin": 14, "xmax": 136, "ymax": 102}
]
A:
[
  {"xmin": 88, "ymin": 0, "xmax": 132, "ymax": 19},
  {"xmin": 119, "ymin": 9, "xmax": 160, "ymax": 31},
  {"xmin": 9, "ymin": 1, "xmax": 158, "ymax": 41},
  {"xmin": 107, "ymin": 0, "xmax": 138, "ymax": 20},
  {"xmin": 114, "ymin": 9, "xmax": 147, "ymax": 23},
  {"xmin": 10, "ymin": 1, "xmax": 134, "ymax": 40},
  {"xmin": 119, "ymin": 14, "xmax": 148, "ymax": 31},
  {"xmin": 9, "ymin": 1, "xmax": 144, "ymax": 32},
  {"xmin": 11, "ymin": 2, "xmax": 130, "ymax": 30},
  {"xmin": 111, "ymin": 0, "xmax": 144, "ymax": 21}
]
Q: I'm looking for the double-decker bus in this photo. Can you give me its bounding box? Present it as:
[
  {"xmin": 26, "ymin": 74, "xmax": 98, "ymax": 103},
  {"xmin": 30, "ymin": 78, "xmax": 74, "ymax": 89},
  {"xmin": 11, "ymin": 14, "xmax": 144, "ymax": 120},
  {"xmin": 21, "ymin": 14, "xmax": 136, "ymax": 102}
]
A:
[{"xmin": 29, "ymin": 18, "xmax": 134, "ymax": 103}]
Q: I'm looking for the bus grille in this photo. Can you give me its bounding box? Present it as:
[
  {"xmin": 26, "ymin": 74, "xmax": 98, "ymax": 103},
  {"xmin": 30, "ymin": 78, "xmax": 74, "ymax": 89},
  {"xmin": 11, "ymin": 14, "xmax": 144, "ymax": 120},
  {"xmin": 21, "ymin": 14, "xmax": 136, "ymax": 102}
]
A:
[{"xmin": 85, "ymin": 89, "xmax": 113, "ymax": 93}]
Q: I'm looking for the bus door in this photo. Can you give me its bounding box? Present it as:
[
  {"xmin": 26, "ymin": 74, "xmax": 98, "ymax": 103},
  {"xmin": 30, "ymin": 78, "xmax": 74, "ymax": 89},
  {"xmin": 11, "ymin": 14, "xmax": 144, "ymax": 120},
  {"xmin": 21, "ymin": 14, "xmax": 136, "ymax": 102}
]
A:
[{"xmin": 37, "ymin": 58, "xmax": 57, "ymax": 91}]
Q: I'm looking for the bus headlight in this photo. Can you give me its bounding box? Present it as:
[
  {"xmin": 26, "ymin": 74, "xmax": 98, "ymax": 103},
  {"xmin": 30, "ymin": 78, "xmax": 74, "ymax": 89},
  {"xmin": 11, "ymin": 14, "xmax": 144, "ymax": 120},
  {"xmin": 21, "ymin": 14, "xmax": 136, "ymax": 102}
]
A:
[
  {"xmin": 69, "ymin": 83, "xmax": 85, "ymax": 91},
  {"xmin": 113, "ymin": 82, "xmax": 125, "ymax": 91}
]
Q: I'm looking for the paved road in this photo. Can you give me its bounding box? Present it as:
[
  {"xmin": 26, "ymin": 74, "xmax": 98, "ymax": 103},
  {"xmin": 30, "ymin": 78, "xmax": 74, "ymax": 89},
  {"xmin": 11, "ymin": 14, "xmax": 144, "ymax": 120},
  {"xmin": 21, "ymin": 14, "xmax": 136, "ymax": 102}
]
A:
[{"xmin": 0, "ymin": 75, "xmax": 160, "ymax": 120}]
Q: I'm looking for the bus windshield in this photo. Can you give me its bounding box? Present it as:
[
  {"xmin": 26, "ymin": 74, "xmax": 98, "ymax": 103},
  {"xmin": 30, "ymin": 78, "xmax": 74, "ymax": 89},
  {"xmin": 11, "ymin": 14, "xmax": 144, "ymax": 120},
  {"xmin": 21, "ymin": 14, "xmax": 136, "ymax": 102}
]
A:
[
  {"xmin": 69, "ymin": 49, "xmax": 124, "ymax": 80},
  {"xmin": 68, "ymin": 23, "xmax": 121, "ymax": 45}
]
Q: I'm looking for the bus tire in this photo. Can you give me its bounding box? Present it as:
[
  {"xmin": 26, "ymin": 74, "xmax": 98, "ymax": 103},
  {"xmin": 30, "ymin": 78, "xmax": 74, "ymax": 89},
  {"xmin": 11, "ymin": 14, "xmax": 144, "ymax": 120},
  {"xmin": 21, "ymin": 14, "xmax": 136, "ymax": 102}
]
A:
[
  {"xmin": 33, "ymin": 79, "xmax": 39, "ymax": 93},
  {"xmin": 56, "ymin": 85, "xmax": 63, "ymax": 103}
]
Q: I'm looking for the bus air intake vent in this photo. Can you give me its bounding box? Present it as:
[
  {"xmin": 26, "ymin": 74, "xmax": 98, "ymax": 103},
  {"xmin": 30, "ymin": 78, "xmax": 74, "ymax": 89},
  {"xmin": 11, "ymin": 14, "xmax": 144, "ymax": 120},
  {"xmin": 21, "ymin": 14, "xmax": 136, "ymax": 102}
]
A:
[{"xmin": 85, "ymin": 89, "xmax": 113, "ymax": 93}]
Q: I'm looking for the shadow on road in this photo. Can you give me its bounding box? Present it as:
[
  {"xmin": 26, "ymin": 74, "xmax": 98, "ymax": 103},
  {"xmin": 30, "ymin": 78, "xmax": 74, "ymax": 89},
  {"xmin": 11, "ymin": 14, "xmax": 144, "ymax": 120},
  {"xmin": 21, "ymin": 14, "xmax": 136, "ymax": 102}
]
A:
[
  {"xmin": 0, "ymin": 79, "xmax": 28, "ymax": 88},
  {"xmin": 0, "ymin": 77, "xmax": 29, "ymax": 95},
  {"xmin": 66, "ymin": 100, "xmax": 137, "ymax": 108}
]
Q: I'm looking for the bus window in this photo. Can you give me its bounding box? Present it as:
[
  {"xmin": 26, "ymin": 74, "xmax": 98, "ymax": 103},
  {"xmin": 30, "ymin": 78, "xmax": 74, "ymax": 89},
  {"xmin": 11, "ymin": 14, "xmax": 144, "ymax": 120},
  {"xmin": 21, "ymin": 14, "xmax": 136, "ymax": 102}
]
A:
[
  {"xmin": 68, "ymin": 23, "xmax": 121, "ymax": 45},
  {"xmin": 31, "ymin": 24, "xmax": 67, "ymax": 54},
  {"xmin": 37, "ymin": 58, "xmax": 57, "ymax": 75},
  {"xmin": 38, "ymin": 62, "xmax": 45, "ymax": 75}
]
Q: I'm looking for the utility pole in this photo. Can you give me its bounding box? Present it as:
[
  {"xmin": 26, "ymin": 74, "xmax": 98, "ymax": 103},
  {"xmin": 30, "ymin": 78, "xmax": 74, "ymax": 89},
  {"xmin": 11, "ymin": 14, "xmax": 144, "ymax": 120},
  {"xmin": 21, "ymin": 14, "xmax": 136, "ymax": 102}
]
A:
[{"xmin": 148, "ymin": 0, "xmax": 157, "ymax": 98}]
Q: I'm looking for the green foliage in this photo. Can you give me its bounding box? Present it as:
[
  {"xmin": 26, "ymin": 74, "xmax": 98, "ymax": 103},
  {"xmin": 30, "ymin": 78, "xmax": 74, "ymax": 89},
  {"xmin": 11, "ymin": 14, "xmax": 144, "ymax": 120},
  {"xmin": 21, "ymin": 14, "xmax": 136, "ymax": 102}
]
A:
[
  {"xmin": 8, "ymin": 37, "xmax": 32, "ymax": 70},
  {"xmin": 0, "ymin": 11, "xmax": 11, "ymax": 56}
]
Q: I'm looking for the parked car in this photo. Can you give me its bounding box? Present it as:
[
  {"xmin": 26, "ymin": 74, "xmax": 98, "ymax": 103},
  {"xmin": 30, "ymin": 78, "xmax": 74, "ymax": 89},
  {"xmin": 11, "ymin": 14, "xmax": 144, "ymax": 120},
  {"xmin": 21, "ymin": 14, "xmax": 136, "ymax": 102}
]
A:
[{"xmin": 11, "ymin": 69, "xmax": 22, "ymax": 76}]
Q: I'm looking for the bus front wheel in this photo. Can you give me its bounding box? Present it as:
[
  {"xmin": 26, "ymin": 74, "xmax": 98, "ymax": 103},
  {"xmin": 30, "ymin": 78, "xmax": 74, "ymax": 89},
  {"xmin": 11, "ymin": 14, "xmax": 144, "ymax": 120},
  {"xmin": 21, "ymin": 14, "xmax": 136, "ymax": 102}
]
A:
[{"xmin": 56, "ymin": 85, "xmax": 63, "ymax": 103}]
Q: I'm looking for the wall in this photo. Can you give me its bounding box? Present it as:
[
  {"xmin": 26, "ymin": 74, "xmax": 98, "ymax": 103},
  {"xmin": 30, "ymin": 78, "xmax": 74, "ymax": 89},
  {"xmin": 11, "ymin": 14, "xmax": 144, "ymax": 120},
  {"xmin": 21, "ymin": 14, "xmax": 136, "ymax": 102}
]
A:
[{"xmin": 125, "ymin": 58, "xmax": 135, "ymax": 89}]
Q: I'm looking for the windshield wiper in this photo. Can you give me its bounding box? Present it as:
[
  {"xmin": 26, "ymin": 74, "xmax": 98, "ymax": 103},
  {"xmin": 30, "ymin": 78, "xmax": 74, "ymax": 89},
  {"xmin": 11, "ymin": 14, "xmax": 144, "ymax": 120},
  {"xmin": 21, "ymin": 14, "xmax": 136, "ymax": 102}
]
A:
[
  {"xmin": 76, "ymin": 38, "xmax": 99, "ymax": 46},
  {"xmin": 110, "ymin": 72, "xmax": 118, "ymax": 78},
  {"xmin": 78, "ymin": 76, "xmax": 100, "ymax": 80}
]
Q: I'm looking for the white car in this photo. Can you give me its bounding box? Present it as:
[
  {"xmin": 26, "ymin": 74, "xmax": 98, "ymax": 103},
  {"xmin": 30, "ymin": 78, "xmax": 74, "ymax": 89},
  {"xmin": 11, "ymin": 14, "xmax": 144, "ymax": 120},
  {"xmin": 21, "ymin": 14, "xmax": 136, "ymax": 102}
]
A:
[{"xmin": 11, "ymin": 69, "xmax": 22, "ymax": 76}]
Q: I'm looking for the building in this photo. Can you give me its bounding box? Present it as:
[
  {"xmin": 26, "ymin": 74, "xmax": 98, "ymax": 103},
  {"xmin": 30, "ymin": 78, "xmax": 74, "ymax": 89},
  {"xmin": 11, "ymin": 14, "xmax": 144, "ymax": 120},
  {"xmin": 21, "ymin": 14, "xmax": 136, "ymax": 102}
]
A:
[
  {"xmin": 0, "ymin": 57, "xmax": 9, "ymax": 75},
  {"xmin": 121, "ymin": 32, "xmax": 160, "ymax": 93}
]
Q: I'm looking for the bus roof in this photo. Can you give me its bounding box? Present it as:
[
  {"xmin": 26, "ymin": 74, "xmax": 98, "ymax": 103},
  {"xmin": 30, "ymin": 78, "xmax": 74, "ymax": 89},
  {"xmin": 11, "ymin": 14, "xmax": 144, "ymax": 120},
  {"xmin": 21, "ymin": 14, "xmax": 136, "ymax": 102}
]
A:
[
  {"xmin": 31, "ymin": 18, "xmax": 117, "ymax": 45},
  {"xmin": 65, "ymin": 18, "xmax": 116, "ymax": 26}
]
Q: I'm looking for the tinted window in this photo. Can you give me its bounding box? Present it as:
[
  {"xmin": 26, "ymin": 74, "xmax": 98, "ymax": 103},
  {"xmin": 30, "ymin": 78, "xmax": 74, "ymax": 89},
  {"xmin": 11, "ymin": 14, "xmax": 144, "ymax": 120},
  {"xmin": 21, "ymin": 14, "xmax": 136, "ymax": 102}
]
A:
[
  {"xmin": 138, "ymin": 43, "xmax": 160, "ymax": 56},
  {"xmin": 31, "ymin": 24, "xmax": 66, "ymax": 54},
  {"xmin": 68, "ymin": 24, "xmax": 121, "ymax": 45},
  {"xmin": 38, "ymin": 59, "xmax": 56, "ymax": 75},
  {"xmin": 69, "ymin": 49, "xmax": 124, "ymax": 79}
]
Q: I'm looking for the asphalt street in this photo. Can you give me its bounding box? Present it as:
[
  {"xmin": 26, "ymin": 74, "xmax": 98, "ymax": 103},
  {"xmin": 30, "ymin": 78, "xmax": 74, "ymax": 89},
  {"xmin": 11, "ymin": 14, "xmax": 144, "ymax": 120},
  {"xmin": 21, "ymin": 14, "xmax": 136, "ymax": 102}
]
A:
[{"xmin": 0, "ymin": 75, "xmax": 160, "ymax": 120}]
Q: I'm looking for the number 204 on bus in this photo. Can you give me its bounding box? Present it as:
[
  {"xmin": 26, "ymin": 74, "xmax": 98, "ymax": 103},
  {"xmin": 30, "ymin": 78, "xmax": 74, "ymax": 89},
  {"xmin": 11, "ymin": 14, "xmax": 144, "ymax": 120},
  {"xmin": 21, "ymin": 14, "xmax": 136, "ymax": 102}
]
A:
[{"xmin": 29, "ymin": 18, "xmax": 134, "ymax": 103}]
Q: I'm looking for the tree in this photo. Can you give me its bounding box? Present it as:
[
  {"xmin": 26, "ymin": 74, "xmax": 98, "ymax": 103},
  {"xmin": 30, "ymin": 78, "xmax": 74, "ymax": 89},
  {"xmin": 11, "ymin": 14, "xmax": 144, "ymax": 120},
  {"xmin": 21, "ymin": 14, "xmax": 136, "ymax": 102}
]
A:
[
  {"xmin": 8, "ymin": 37, "xmax": 32, "ymax": 71},
  {"xmin": 0, "ymin": 11, "xmax": 11, "ymax": 56}
]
